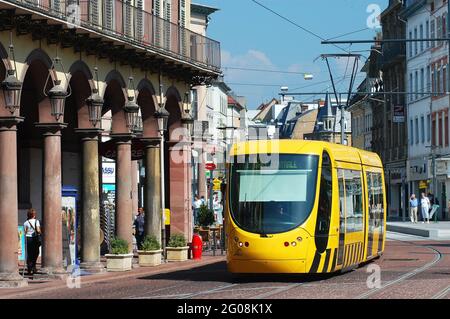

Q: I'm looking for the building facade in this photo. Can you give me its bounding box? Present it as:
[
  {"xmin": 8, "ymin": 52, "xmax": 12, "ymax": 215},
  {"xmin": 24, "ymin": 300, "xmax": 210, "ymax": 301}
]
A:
[{"xmin": 0, "ymin": 0, "xmax": 220, "ymax": 286}]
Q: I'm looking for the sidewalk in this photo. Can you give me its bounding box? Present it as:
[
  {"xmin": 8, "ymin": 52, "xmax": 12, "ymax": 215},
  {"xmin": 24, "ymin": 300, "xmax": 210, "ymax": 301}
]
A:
[
  {"xmin": 0, "ymin": 253, "xmax": 225, "ymax": 299},
  {"xmin": 387, "ymin": 221, "xmax": 450, "ymax": 239}
]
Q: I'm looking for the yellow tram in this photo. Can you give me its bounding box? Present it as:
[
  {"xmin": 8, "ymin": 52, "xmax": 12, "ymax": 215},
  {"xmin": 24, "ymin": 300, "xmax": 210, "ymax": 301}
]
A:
[{"xmin": 225, "ymin": 140, "xmax": 386, "ymax": 274}]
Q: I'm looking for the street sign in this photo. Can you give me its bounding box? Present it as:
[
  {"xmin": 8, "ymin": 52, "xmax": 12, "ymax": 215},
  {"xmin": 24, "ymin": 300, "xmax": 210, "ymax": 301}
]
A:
[
  {"xmin": 393, "ymin": 105, "xmax": 405, "ymax": 123},
  {"xmin": 205, "ymin": 163, "xmax": 216, "ymax": 170}
]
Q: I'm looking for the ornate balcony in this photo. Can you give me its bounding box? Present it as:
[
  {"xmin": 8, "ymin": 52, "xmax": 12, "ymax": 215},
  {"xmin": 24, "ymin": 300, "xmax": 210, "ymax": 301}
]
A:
[{"xmin": 0, "ymin": 0, "xmax": 221, "ymax": 74}]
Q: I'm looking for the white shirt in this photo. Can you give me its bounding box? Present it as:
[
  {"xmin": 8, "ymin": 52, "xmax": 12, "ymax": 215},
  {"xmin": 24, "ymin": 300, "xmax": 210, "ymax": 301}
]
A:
[
  {"xmin": 193, "ymin": 199, "xmax": 202, "ymax": 209},
  {"xmin": 24, "ymin": 219, "xmax": 40, "ymax": 237},
  {"xmin": 421, "ymin": 197, "xmax": 430, "ymax": 209}
]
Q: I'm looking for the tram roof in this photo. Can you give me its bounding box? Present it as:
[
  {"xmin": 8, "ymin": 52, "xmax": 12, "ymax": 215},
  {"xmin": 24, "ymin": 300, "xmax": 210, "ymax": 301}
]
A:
[{"xmin": 229, "ymin": 140, "xmax": 382, "ymax": 168}]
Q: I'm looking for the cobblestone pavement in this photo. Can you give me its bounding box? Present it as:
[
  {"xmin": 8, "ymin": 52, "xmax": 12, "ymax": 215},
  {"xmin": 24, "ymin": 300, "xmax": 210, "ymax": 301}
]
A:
[{"xmin": 1, "ymin": 232, "xmax": 449, "ymax": 299}]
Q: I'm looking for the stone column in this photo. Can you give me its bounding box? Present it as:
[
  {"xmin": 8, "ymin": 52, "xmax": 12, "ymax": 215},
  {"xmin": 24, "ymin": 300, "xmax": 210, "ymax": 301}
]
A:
[
  {"xmin": 113, "ymin": 135, "xmax": 133, "ymax": 251},
  {"xmin": 76, "ymin": 129, "xmax": 104, "ymax": 272},
  {"xmin": 0, "ymin": 117, "xmax": 27, "ymax": 287},
  {"xmin": 36, "ymin": 123, "xmax": 67, "ymax": 275},
  {"xmin": 169, "ymin": 142, "xmax": 193, "ymax": 242},
  {"xmin": 143, "ymin": 141, "xmax": 161, "ymax": 242}
]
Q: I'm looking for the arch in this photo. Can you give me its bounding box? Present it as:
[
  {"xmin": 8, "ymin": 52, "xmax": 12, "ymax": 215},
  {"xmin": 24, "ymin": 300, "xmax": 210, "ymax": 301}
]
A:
[
  {"xmin": 137, "ymin": 79, "xmax": 158, "ymax": 138},
  {"xmin": 20, "ymin": 48, "xmax": 53, "ymax": 83},
  {"xmin": 164, "ymin": 86, "xmax": 183, "ymax": 141},
  {"xmin": 105, "ymin": 69, "xmax": 127, "ymax": 89},
  {"xmin": 0, "ymin": 41, "xmax": 11, "ymax": 71},
  {"xmin": 68, "ymin": 60, "xmax": 94, "ymax": 92}
]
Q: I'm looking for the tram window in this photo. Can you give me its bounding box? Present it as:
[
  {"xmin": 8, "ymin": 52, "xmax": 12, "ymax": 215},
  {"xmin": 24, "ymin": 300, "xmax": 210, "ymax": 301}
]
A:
[
  {"xmin": 367, "ymin": 172, "xmax": 384, "ymax": 229},
  {"xmin": 229, "ymin": 154, "xmax": 319, "ymax": 234},
  {"xmin": 338, "ymin": 169, "xmax": 364, "ymax": 233},
  {"xmin": 338, "ymin": 170, "xmax": 345, "ymax": 233}
]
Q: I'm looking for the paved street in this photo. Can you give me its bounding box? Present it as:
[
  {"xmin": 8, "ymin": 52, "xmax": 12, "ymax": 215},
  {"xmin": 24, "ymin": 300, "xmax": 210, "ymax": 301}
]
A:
[{"xmin": 1, "ymin": 233, "xmax": 449, "ymax": 299}]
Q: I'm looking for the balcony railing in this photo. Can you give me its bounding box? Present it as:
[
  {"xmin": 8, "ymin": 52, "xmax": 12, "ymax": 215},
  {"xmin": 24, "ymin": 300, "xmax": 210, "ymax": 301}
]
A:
[{"xmin": 6, "ymin": 0, "xmax": 221, "ymax": 71}]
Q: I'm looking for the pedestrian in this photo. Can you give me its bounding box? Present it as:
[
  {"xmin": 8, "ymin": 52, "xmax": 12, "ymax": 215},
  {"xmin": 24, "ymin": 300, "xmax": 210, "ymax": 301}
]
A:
[
  {"xmin": 213, "ymin": 193, "xmax": 223, "ymax": 226},
  {"xmin": 24, "ymin": 208, "xmax": 41, "ymax": 275},
  {"xmin": 134, "ymin": 207, "xmax": 145, "ymax": 250},
  {"xmin": 421, "ymin": 192, "xmax": 431, "ymax": 224},
  {"xmin": 200, "ymin": 195, "xmax": 206, "ymax": 206},
  {"xmin": 193, "ymin": 195, "xmax": 202, "ymax": 225},
  {"xmin": 409, "ymin": 194, "xmax": 418, "ymax": 223}
]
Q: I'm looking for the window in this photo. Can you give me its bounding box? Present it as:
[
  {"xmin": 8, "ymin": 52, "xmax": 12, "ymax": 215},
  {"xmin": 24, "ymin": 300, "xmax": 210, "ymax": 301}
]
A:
[
  {"xmin": 366, "ymin": 171, "xmax": 384, "ymax": 257},
  {"xmin": 439, "ymin": 112, "xmax": 443, "ymax": 146},
  {"xmin": 432, "ymin": 65, "xmax": 436, "ymax": 95},
  {"xmin": 415, "ymin": 117, "xmax": 419, "ymax": 144},
  {"xmin": 410, "ymin": 118, "xmax": 414, "ymax": 145},
  {"xmin": 446, "ymin": 111, "xmax": 449, "ymax": 147},
  {"xmin": 409, "ymin": 73, "xmax": 413, "ymax": 102},
  {"xmin": 431, "ymin": 19, "xmax": 436, "ymax": 47},
  {"xmin": 443, "ymin": 65, "xmax": 447, "ymax": 95},
  {"xmin": 437, "ymin": 16, "xmax": 442, "ymax": 46},
  {"xmin": 415, "ymin": 71, "xmax": 419, "ymax": 100},
  {"xmin": 409, "ymin": 31, "xmax": 413, "ymax": 57},
  {"xmin": 230, "ymin": 154, "xmax": 319, "ymax": 234},
  {"xmin": 426, "ymin": 20, "xmax": 430, "ymax": 48},
  {"xmin": 421, "ymin": 68, "xmax": 425, "ymax": 96},
  {"xmin": 427, "ymin": 114, "xmax": 431, "ymax": 142},
  {"xmin": 427, "ymin": 66, "xmax": 431, "ymax": 93},
  {"xmin": 420, "ymin": 24, "xmax": 424, "ymax": 52},
  {"xmin": 437, "ymin": 66, "xmax": 441, "ymax": 95},
  {"xmin": 432, "ymin": 114, "xmax": 436, "ymax": 146},
  {"xmin": 337, "ymin": 169, "xmax": 363, "ymax": 234},
  {"xmin": 414, "ymin": 28, "xmax": 418, "ymax": 55},
  {"xmin": 421, "ymin": 116, "xmax": 425, "ymax": 143}
]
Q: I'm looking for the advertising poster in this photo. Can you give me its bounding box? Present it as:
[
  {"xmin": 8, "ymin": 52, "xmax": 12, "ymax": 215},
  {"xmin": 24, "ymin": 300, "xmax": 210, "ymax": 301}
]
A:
[
  {"xmin": 62, "ymin": 196, "xmax": 77, "ymax": 267},
  {"xmin": 18, "ymin": 226, "xmax": 25, "ymax": 262}
]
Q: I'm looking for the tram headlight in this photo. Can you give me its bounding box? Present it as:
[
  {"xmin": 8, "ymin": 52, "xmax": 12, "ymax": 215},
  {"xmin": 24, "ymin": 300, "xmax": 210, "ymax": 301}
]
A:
[
  {"xmin": 238, "ymin": 242, "xmax": 243, "ymax": 247},
  {"xmin": 284, "ymin": 242, "xmax": 289, "ymax": 247},
  {"xmin": 291, "ymin": 241, "xmax": 297, "ymax": 247},
  {"xmin": 297, "ymin": 236, "xmax": 303, "ymax": 242},
  {"xmin": 244, "ymin": 242, "xmax": 249, "ymax": 247},
  {"xmin": 234, "ymin": 237, "xmax": 239, "ymax": 243}
]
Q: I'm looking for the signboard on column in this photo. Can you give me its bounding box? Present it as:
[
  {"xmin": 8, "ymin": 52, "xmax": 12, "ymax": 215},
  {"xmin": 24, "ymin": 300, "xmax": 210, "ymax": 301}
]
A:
[
  {"xmin": 393, "ymin": 106, "xmax": 405, "ymax": 123},
  {"xmin": 62, "ymin": 187, "xmax": 78, "ymax": 267}
]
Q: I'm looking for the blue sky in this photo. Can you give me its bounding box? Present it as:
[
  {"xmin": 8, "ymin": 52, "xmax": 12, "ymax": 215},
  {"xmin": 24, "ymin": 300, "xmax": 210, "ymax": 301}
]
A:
[{"xmin": 195, "ymin": 0, "xmax": 389, "ymax": 109}]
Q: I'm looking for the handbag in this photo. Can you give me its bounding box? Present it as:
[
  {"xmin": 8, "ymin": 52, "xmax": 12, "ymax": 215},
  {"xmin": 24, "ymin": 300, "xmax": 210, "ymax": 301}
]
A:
[{"xmin": 29, "ymin": 219, "xmax": 42, "ymax": 246}]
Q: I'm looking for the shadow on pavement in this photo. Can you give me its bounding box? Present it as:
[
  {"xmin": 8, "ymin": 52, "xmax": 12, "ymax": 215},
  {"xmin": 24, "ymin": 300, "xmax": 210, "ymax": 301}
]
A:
[{"xmin": 137, "ymin": 260, "xmax": 346, "ymax": 284}]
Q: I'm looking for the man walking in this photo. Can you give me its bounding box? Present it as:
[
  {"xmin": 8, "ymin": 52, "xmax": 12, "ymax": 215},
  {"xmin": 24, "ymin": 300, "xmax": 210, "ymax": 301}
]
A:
[
  {"xmin": 134, "ymin": 207, "xmax": 145, "ymax": 250},
  {"xmin": 409, "ymin": 194, "xmax": 418, "ymax": 223}
]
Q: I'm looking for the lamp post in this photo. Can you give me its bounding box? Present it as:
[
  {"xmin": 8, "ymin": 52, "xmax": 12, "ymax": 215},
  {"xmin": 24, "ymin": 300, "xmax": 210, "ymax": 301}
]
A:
[
  {"xmin": 85, "ymin": 67, "xmax": 103, "ymax": 128},
  {"xmin": 124, "ymin": 96, "xmax": 140, "ymax": 132},
  {"xmin": 86, "ymin": 88, "xmax": 103, "ymax": 128},
  {"xmin": 1, "ymin": 69, "xmax": 22, "ymax": 114},
  {"xmin": 154, "ymin": 104, "xmax": 169, "ymax": 260},
  {"xmin": 43, "ymin": 56, "xmax": 71, "ymax": 122}
]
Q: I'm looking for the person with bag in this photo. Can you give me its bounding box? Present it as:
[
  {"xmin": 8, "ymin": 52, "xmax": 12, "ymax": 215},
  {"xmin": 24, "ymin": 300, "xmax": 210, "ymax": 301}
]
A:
[{"xmin": 24, "ymin": 208, "xmax": 41, "ymax": 275}]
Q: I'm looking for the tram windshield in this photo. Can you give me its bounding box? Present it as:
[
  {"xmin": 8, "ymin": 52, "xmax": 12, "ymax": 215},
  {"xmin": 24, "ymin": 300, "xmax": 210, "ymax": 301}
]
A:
[{"xmin": 229, "ymin": 154, "xmax": 319, "ymax": 234}]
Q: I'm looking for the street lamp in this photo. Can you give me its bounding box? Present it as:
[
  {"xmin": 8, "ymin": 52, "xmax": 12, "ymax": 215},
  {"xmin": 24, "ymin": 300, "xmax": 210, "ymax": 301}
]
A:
[
  {"xmin": 154, "ymin": 80, "xmax": 170, "ymax": 260},
  {"xmin": 181, "ymin": 92, "xmax": 194, "ymax": 138},
  {"xmin": 124, "ymin": 96, "xmax": 140, "ymax": 132},
  {"xmin": 43, "ymin": 56, "xmax": 71, "ymax": 122},
  {"xmin": 1, "ymin": 70, "xmax": 22, "ymax": 114},
  {"xmin": 1, "ymin": 35, "xmax": 22, "ymax": 114},
  {"xmin": 124, "ymin": 76, "xmax": 140, "ymax": 132},
  {"xmin": 85, "ymin": 67, "xmax": 104, "ymax": 128}
]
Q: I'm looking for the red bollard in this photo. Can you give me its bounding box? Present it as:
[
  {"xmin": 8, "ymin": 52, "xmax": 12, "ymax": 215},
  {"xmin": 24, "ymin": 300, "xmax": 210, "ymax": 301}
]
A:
[{"xmin": 192, "ymin": 233, "xmax": 203, "ymax": 260}]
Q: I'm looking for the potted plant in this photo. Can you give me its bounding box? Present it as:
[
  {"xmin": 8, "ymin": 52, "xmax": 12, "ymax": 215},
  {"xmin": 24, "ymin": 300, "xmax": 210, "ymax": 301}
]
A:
[
  {"xmin": 137, "ymin": 236, "xmax": 162, "ymax": 267},
  {"xmin": 166, "ymin": 233, "xmax": 189, "ymax": 261},
  {"xmin": 198, "ymin": 204, "xmax": 215, "ymax": 229},
  {"xmin": 105, "ymin": 238, "xmax": 133, "ymax": 272}
]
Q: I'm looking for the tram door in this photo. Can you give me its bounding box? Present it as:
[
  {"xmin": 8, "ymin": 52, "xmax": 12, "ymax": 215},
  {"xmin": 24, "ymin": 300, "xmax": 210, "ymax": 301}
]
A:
[
  {"xmin": 336, "ymin": 167, "xmax": 365, "ymax": 269},
  {"xmin": 366, "ymin": 170, "xmax": 385, "ymax": 258}
]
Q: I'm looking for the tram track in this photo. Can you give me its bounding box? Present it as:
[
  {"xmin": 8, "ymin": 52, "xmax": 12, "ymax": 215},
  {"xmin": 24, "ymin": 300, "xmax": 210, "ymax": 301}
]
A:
[{"xmin": 355, "ymin": 238, "xmax": 444, "ymax": 299}]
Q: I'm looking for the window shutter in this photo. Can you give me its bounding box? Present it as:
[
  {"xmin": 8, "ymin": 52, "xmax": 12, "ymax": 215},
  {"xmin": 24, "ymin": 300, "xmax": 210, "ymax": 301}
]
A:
[
  {"xmin": 104, "ymin": 0, "xmax": 114, "ymax": 30},
  {"xmin": 164, "ymin": 0, "xmax": 171, "ymax": 49},
  {"xmin": 90, "ymin": 0, "xmax": 99, "ymax": 25},
  {"xmin": 179, "ymin": 0, "xmax": 186, "ymax": 55},
  {"xmin": 123, "ymin": 0, "xmax": 133, "ymax": 37},
  {"xmin": 52, "ymin": 0, "xmax": 61, "ymax": 14},
  {"xmin": 136, "ymin": 0, "xmax": 144, "ymax": 41},
  {"xmin": 154, "ymin": 0, "xmax": 162, "ymax": 17}
]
